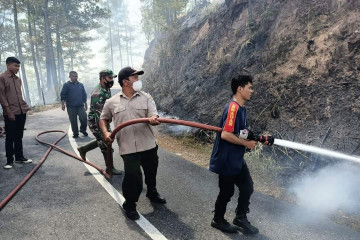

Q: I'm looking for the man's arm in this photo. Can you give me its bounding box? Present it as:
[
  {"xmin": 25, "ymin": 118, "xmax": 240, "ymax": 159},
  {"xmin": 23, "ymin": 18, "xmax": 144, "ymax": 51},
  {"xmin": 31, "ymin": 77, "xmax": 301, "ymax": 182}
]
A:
[
  {"xmin": 82, "ymin": 84, "xmax": 87, "ymax": 111},
  {"xmin": 60, "ymin": 83, "xmax": 67, "ymax": 111},
  {"xmin": 99, "ymin": 119, "xmax": 113, "ymax": 144},
  {"xmin": 220, "ymin": 102, "xmax": 257, "ymax": 149},
  {"xmin": 221, "ymin": 131, "xmax": 257, "ymax": 149},
  {"xmin": 99, "ymin": 101, "xmax": 114, "ymax": 143},
  {"xmin": 0, "ymin": 76, "xmax": 15, "ymax": 120},
  {"xmin": 61, "ymin": 100, "xmax": 66, "ymax": 111},
  {"xmin": 146, "ymin": 93, "xmax": 160, "ymax": 125}
]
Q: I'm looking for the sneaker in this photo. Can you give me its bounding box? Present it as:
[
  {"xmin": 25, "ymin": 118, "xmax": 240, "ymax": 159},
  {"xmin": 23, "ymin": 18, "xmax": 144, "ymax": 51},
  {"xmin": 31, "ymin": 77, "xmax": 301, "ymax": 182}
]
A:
[
  {"xmin": 146, "ymin": 190, "xmax": 167, "ymax": 204},
  {"xmin": 123, "ymin": 201, "xmax": 140, "ymax": 221},
  {"xmin": 77, "ymin": 147, "xmax": 86, "ymax": 161},
  {"xmin": 4, "ymin": 163, "xmax": 13, "ymax": 169},
  {"xmin": 112, "ymin": 168, "xmax": 122, "ymax": 175},
  {"xmin": 15, "ymin": 157, "xmax": 33, "ymax": 163},
  {"xmin": 233, "ymin": 215, "xmax": 259, "ymax": 235},
  {"xmin": 211, "ymin": 218, "xmax": 238, "ymax": 233},
  {"xmin": 73, "ymin": 134, "xmax": 79, "ymax": 138}
]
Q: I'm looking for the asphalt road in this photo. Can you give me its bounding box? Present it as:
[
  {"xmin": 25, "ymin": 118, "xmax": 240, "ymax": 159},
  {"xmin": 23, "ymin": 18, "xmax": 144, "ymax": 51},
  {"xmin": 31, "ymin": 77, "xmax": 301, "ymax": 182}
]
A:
[{"xmin": 1, "ymin": 108, "xmax": 360, "ymax": 240}]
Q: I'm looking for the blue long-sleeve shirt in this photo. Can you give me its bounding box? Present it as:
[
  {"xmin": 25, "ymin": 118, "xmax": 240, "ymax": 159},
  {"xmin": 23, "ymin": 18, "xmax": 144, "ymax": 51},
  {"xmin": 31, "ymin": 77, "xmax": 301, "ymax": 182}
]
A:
[{"xmin": 60, "ymin": 81, "xmax": 87, "ymax": 107}]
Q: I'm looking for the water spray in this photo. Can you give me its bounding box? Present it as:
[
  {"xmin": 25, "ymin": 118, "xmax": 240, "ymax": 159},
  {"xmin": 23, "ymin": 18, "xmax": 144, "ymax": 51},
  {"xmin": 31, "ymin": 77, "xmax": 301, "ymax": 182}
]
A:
[
  {"xmin": 273, "ymin": 139, "xmax": 360, "ymax": 164},
  {"xmin": 238, "ymin": 128, "xmax": 360, "ymax": 163}
]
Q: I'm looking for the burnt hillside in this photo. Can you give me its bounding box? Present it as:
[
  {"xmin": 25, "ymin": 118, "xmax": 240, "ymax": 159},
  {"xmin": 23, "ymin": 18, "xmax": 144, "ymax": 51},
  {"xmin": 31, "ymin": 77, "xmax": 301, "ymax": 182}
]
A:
[{"xmin": 142, "ymin": 0, "xmax": 360, "ymax": 164}]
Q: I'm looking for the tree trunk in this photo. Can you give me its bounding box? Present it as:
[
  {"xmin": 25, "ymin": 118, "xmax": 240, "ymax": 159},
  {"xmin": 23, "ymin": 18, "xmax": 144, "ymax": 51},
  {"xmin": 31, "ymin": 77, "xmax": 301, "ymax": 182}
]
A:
[
  {"xmin": 43, "ymin": 0, "xmax": 58, "ymax": 92},
  {"xmin": 54, "ymin": 0, "xmax": 65, "ymax": 84},
  {"xmin": 27, "ymin": 0, "xmax": 42, "ymax": 103},
  {"xmin": 117, "ymin": 25, "xmax": 123, "ymax": 69},
  {"xmin": 13, "ymin": 0, "xmax": 31, "ymax": 106},
  {"xmin": 55, "ymin": 24, "xmax": 65, "ymax": 84},
  {"xmin": 129, "ymin": 30, "xmax": 133, "ymax": 66},
  {"xmin": 124, "ymin": 10, "xmax": 130, "ymax": 66},
  {"xmin": 108, "ymin": 0, "xmax": 114, "ymax": 70},
  {"xmin": 32, "ymin": 17, "xmax": 45, "ymax": 88}
]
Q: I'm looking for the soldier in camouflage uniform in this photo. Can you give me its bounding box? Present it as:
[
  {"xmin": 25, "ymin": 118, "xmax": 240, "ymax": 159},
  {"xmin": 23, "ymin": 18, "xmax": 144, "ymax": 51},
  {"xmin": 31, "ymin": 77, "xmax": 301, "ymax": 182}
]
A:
[{"xmin": 77, "ymin": 69, "xmax": 122, "ymax": 175}]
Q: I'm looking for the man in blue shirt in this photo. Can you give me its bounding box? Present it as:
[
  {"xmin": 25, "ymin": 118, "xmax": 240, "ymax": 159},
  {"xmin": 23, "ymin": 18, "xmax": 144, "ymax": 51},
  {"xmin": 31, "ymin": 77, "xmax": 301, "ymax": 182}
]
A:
[
  {"xmin": 60, "ymin": 71, "xmax": 88, "ymax": 138},
  {"xmin": 210, "ymin": 75, "xmax": 269, "ymax": 235}
]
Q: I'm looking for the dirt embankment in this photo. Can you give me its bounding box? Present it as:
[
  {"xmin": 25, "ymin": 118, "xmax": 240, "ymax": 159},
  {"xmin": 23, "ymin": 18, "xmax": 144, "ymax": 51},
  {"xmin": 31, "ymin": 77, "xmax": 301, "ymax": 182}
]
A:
[{"xmin": 143, "ymin": 0, "xmax": 360, "ymax": 175}]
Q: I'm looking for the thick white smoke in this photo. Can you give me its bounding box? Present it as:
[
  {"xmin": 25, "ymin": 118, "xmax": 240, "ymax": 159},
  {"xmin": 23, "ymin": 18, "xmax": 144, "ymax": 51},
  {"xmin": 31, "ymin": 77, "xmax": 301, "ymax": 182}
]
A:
[{"xmin": 290, "ymin": 163, "xmax": 360, "ymax": 215}]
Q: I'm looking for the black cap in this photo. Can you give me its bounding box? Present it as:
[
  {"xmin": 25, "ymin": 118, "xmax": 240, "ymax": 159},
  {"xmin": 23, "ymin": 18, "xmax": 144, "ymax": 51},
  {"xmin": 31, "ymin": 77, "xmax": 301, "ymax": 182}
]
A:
[
  {"xmin": 118, "ymin": 67, "xmax": 144, "ymax": 82},
  {"xmin": 99, "ymin": 69, "xmax": 117, "ymax": 78}
]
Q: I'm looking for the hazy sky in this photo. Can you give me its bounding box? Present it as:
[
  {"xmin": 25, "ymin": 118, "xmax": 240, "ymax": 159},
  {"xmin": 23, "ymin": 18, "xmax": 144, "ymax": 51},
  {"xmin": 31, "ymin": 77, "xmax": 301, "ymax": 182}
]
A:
[{"xmin": 87, "ymin": 0, "xmax": 147, "ymax": 73}]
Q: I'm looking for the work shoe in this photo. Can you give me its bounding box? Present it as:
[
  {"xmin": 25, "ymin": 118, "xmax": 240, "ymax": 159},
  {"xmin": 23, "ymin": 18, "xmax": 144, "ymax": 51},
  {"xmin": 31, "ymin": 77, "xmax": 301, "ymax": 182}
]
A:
[
  {"xmin": 123, "ymin": 201, "xmax": 140, "ymax": 221},
  {"xmin": 146, "ymin": 190, "xmax": 167, "ymax": 204},
  {"xmin": 211, "ymin": 218, "xmax": 238, "ymax": 233},
  {"xmin": 112, "ymin": 168, "xmax": 122, "ymax": 175},
  {"xmin": 77, "ymin": 147, "xmax": 86, "ymax": 161},
  {"xmin": 233, "ymin": 215, "xmax": 259, "ymax": 235},
  {"xmin": 15, "ymin": 157, "xmax": 33, "ymax": 163},
  {"xmin": 4, "ymin": 163, "xmax": 13, "ymax": 169},
  {"xmin": 81, "ymin": 131, "xmax": 88, "ymax": 136}
]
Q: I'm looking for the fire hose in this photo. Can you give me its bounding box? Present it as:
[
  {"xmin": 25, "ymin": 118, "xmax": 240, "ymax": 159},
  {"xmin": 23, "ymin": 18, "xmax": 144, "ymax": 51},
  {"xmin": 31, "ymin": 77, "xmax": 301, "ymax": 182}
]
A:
[
  {"xmin": 104, "ymin": 118, "xmax": 273, "ymax": 178},
  {"xmin": 0, "ymin": 117, "xmax": 272, "ymax": 210},
  {"xmin": 0, "ymin": 130, "xmax": 109, "ymax": 210}
]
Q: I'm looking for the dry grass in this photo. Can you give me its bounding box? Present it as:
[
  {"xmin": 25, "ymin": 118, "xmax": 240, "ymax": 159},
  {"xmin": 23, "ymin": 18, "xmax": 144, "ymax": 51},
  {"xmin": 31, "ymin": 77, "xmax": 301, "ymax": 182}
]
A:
[{"xmin": 28, "ymin": 104, "xmax": 61, "ymax": 114}]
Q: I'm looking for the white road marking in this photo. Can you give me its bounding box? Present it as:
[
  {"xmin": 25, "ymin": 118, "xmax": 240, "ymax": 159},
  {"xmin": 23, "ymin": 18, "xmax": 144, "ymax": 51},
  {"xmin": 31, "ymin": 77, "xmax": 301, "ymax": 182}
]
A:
[{"xmin": 68, "ymin": 126, "xmax": 168, "ymax": 240}]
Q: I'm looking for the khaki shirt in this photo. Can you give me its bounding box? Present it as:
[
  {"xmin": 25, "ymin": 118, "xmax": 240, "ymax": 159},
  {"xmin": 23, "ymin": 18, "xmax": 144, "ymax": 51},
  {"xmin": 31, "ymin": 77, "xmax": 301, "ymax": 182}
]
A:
[
  {"xmin": 101, "ymin": 90, "xmax": 158, "ymax": 155},
  {"xmin": 0, "ymin": 70, "xmax": 30, "ymax": 115}
]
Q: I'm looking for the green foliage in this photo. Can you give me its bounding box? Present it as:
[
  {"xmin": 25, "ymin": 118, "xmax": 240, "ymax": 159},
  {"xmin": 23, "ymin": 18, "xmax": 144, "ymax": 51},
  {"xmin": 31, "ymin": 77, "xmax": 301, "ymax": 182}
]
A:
[{"xmin": 140, "ymin": 0, "xmax": 189, "ymax": 42}]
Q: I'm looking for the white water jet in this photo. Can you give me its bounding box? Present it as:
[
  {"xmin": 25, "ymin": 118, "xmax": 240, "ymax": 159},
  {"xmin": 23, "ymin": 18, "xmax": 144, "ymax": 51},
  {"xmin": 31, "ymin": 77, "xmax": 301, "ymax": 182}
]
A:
[{"xmin": 274, "ymin": 139, "xmax": 360, "ymax": 164}]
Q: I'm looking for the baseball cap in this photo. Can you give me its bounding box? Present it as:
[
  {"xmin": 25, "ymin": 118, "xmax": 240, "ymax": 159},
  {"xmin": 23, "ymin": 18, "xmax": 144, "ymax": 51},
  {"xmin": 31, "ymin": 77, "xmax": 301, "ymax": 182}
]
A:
[
  {"xmin": 118, "ymin": 67, "xmax": 144, "ymax": 81},
  {"xmin": 99, "ymin": 69, "xmax": 117, "ymax": 78}
]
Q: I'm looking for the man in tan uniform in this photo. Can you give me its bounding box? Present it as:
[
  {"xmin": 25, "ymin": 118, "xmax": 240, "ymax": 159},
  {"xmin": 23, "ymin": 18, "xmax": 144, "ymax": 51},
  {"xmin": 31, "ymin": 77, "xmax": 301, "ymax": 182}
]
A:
[
  {"xmin": 0, "ymin": 57, "xmax": 32, "ymax": 169},
  {"xmin": 100, "ymin": 67, "xmax": 166, "ymax": 221}
]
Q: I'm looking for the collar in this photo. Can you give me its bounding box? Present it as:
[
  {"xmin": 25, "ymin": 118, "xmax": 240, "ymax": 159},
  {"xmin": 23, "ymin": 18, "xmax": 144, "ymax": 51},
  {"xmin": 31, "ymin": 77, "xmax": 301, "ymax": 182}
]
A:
[
  {"xmin": 119, "ymin": 89, "xmax": 140, "ymax": 99},
  {"xmin": 5, "ymin": 70, "xmax": 16, "ymax": 78}
]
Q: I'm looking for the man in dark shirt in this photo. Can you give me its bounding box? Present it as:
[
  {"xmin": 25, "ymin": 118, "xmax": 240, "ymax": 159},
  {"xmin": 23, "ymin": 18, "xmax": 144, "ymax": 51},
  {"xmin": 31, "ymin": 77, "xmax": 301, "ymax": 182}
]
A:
[
  {"xmin": 209, "ymin": 75, "xmax": 270, "ymax": 235},
  {"xmin": 60, "ymin": 71, "xmax": 88, "ymax": 138},
  {"xmin": 0, "ymin": 57, "xmax": 32, "ymax": 169}
]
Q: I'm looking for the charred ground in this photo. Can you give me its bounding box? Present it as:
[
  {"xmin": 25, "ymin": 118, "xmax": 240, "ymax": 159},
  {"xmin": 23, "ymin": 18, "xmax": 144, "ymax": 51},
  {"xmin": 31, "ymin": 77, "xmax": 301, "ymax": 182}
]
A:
[{"xmin": 142, "ymin": 0, "xmax": 360, "ymax": 182}]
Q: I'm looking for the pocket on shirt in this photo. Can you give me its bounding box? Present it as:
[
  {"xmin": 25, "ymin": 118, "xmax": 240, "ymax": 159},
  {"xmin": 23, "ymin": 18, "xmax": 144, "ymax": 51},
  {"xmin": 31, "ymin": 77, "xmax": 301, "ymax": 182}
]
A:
[
  {"xmin": 114, "ymin": 106, "xmax": 126, "ymax": 114},
  {"xmin": 135, "ymin": 104, "xmax": 147, "ymax": 117}
]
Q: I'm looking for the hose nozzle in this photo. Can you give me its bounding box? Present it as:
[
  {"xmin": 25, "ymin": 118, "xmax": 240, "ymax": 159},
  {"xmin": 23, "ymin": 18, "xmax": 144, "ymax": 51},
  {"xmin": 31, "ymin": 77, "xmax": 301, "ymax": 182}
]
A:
[
  {"xmin": 240, "ymin": 129, "xmax": 274, "ymax": 145},
  {"xmin": 257, "ymin": 135, "xmax": 275, "ymax": 145}
]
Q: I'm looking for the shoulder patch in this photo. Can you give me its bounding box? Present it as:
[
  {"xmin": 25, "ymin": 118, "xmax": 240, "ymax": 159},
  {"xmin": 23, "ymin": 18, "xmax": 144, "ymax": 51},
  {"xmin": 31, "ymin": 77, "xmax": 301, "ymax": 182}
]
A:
[
  {"xmin": 140, "ymin": 91, "xmax": 156, "ymax": 107},
  {"xmin": 140, "ymin": 91, "xmax": 151, "ymax": 99},
  {"xmin": 223, "ymin": 102, "xmax": 239, "ymax": 132}
]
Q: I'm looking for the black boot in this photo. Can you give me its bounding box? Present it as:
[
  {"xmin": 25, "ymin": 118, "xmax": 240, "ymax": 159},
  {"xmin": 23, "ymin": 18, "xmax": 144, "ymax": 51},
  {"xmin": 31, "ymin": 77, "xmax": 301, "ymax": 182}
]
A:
[
  {"xmin": 123, "ymin": 201, "xmax": 140, "ymax": 221},
  {"xmin": 101, "ymin": 151, "xmax": 122, "ymax": 175},
  {"xmin": 146, "ymin": 189, "xmax": 166, "ymax": 204},
  {"xmin": 211, "ymin": 218, "xmax": 237, "ymax": 233},
  {"xmin": 233, "ymin": 213, "xmax": 259, "ymax": 235},
  {"xmin": 77, "ymin": 139, "xmax": 98, "ymax": 161}
]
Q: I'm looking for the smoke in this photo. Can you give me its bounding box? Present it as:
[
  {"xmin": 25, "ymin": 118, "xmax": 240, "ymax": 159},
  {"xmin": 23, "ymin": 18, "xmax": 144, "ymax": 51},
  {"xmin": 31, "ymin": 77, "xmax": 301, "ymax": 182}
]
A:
[
  {"xmin": 290, "ymin": 163, "xmax": 360, "ymax": 215},
  {"xmin": 158, "ymin": 112, "xmax": 195, "ymax": 135}
]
